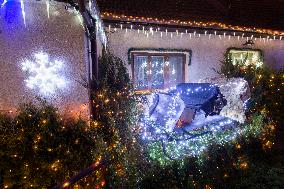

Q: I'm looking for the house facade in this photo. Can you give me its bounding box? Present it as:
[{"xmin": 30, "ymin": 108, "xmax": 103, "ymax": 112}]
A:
[
  {"xmin": 99, "ymin": 0, "xmax": 284, "ymax": 92},
  {"xmin": 107, "ymin": 29, "xmax": 283, "ymax": 87}
]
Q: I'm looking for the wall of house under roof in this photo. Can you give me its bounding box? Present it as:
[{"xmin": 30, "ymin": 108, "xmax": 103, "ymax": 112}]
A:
[
  {"xmin": 0, "ymin": 1, "xmax": 89, "ymax": 118},
  {"xmin": 107, "ymin": 29, "xmax": 284, "ymax": 83}
]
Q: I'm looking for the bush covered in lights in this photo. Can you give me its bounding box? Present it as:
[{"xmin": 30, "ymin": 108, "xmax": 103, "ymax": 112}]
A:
[
  {"xmin": 0, "ymin": 101, "xmax": 102, "ymax": 188},
  {"xmin": 139, "ymin": 50, "xmax": 283, "ymax": 167},
  {"xmin": 86, "ymin": 50, "xmax": 146, "ymax": 188},
  {"xmin": 137, "ymin": 52, "xmax": 283, "ymax": 189}
]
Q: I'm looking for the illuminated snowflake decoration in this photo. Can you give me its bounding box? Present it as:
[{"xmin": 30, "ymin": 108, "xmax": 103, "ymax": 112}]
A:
[{"xmin": 21, "ymin": 52, "xmax": 67, "ymax": 96}]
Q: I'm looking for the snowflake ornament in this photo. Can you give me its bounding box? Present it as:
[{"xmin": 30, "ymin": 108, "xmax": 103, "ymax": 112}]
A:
[{"xmin": 21, "ymin": 52, "xmax": 67, "ymax": 96}]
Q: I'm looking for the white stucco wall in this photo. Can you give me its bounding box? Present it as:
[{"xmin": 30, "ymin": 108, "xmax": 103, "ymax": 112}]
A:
[
  {"xmin": 0, "ymin": 1, "xmax": 89, "ymax": 117},
  {"xmin": 107, "ymin": 29, "xmax": 284, "ymax": 83}
]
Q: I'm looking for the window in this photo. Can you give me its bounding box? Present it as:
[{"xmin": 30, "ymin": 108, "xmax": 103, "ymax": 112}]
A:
[
  {"xmin": 228, "ymin": 48, "xmax": 263, "ymax": 68},
  {"xmin": 131, "ymin": 52, "xmax": 186, "ymax": 91}
]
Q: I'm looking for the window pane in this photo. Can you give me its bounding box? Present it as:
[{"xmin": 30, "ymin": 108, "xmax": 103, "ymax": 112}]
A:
[
  {"xmin": 134, "ymin": 56, "xmax": 148, "ymax": 90},
  {"xmin": 151, "ymin": 56, "xmax": 164, "ymax": 89},
  {"xmin": 229, "ymin": 50, "xmax": 263, "ymax": 68},
  {"xmin": 168, "ymin": 56, "xmax": 183, "ymax": 87}
]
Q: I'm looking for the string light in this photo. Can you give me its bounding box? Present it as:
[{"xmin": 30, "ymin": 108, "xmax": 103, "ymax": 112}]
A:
[
  {"xmin": 20, "ymin": 0, "xmax": 26, "ymax": 27},
  {"xmin": 88, "ymin": 0, "xmax": 107, "ymax": 47},
  {"xmin": 62, "ymin": 182, "xmax": 70, "ymax": 188},
  {"xmin": 101, "ymin": 12, "xmax": 284, "ymax": 36},
  {"xmin": 139, "ymin": 84, "xmax": 245, "ymax": 161}
]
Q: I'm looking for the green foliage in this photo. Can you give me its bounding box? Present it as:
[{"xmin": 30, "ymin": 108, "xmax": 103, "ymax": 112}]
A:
[
  {"xmin": 140, "ymin": 139, "xmax": 284, "ymax": 189},
  {"xmin": 0, "ymin": 101, "xmax": 100, "ymax": 188},
  {"xmin": 147, "ymin": 114, "xmax": 267, "ymax": 166},
  {"xmin": 90, "ymin": 50, "xmax": 146, "ymax": 188},
  {"xmin": 236, "ymin": 164, "xmax": 284, "ymax": 189},
  {"xmin": 219, "ymin": 52, "xmax": 284, "ymax": 124},
  {"xmin": 139, "ymin": 51, "xmax": 284, "ymax": 188}
]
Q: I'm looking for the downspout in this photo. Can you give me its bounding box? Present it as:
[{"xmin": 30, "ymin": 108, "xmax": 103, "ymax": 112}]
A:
[
  {"xmin": 84, "ymin": 28, "xmax": 95, "ymax": 118},
  {"xmin": 78, "ymin": 0, "xmax": 98, "ymax": 118}
]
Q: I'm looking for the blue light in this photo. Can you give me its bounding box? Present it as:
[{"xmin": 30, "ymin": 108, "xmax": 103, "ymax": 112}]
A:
[{"xmin": 0, "ymin": 0, "xmax": 25, "ymax": 26}]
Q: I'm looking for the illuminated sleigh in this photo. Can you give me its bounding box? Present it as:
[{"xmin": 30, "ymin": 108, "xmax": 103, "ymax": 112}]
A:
[
  {"xmin": 145, "ymin": 83, "xmax": 227, "ymax": 132},
  {"xmin": 141, "ymin": 81, "xmax": 246, "ymax": 159}
]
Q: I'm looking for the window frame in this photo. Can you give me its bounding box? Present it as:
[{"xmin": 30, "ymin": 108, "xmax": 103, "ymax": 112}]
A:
[{"xmin": 131, "ymin": 52, "xmax": 186, "ymax": 92}]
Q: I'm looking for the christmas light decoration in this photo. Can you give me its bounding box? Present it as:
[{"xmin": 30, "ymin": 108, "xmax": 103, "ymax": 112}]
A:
[
  {"xmin": 46, "ymin": 0, "xmax": 49, "ymax": 19},
  {"xmin": 145, "ymin": 113, "xmax": 267, "ymax": 165},
  {"xmin": 138, "ymin": 82, "xmax": 249, "ymax": 162},
  {"xmin": 21, "ymin": 52, "xmax": 68, "ymax": 96},
  {"xmin": 88, "ymin": 0, "xmax": 107, "ymax": 47},
  {"xmin": 1, "ymin": 0, "xmax": 7, "ymax": 7},
  {"xmin": 0, "ymin": 101, "xmax": 101, "ymax": 188},
  {"xmin": 102, "ymin": 12, "xmax": 284, "ymax": 37},
  {"xmin": 20, "ymin": 0, "xmax": 26, "ymax": 27},
  {"xmin": 128, "ymin": 48, "xmax": 192, "ymax": 65}
]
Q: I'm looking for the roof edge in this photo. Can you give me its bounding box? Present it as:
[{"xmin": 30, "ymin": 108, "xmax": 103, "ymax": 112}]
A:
[{"xmin": 101, "ymin": 12, "xmax": 284, "ymax": 36}]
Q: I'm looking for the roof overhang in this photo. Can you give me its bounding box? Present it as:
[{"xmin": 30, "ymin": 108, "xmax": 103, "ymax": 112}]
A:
[{"xmin": 101, "ymin": 12, "xmax": 284, "ymax": 40}]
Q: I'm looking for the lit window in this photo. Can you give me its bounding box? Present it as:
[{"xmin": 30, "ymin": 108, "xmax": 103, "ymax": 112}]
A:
[
  {"xmin": 131, "ymin": 52, "xmax": 186, "ymax": 91},
  {"xmin": 228, "ymin": 48, "xmax": 263, "ymax": 68}
]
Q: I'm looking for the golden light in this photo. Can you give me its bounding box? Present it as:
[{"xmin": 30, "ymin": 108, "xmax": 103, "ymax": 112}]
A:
[
  {"xmin": 235, "ymin": 144, "xmax": 241, "ymax": 149},
  {"xmin": 101, "ymin": 180, "xmax": 106, "ymax": 187},
  {"xmin": 62, "ymin": 182, "xmax": 70, "ymax": 188},
  {"xmin": 267, "ymin": 124, "xmax": 275, "ymax": 131},
  {"xmin": 263, "ymin": 140, "xmax": 273, "ymax": 149},
  {"xmin": 239, "ymin": 162, "xmax": 248, "ymax": 170},
  {"xmin": 205, "ymin": 185, "xmax": 212, "ymax": 189},
  {"xmin": 104, "ymin": 99, "xmax": 110, "ymax": 103}
]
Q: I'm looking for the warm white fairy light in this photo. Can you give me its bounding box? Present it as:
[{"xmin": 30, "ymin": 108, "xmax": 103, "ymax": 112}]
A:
[
  {"xmin": 107, "ymin": 24, "xmax": 284, "ymax": 43},
  {"xmin": 21, "ymin": 52, "xmax": 68, "ymax": 96},
  {"xmin": 46, "ymin": 0, "xmax": 50, "ymax": 19},
  {"xmin": 1, "ymin": 0, "xmax": 7, "ymax": 7},
  {"xmin": 88, "ymin": 0, "xmax": 107, "ymax": 47},
  {"xmin": 20, "ymin": 0, "xmax": 26, "ymax": 27}
]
